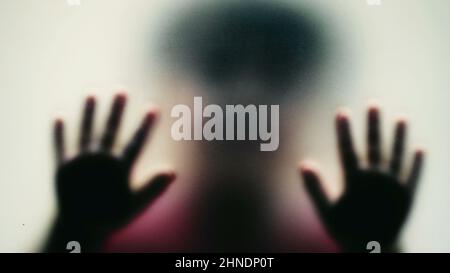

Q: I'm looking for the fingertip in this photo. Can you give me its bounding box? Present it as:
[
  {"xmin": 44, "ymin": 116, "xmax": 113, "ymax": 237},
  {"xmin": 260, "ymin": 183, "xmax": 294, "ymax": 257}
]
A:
[
  {"xmin": 298, "ymin": 160, "xmax": 320, "ymax": 179},
  {"xmin": 164, "ymin": 170, "xmax": 177, "ymax": 182},
  {"xmin": 144, "ymin": 105, "xmax": 160, "ymax": 123},
  {"xmin": 85, "ymin": 95, "xmax": 96, "ymax": 106},
  {"xmin": 300, "ymin": 163, "xmax": 323, "ymax": 196},
  {"xmin": 368, "ymin": 106, "xmax": 380, "ymax": 117},
  {"xmin": 367, "ymin": 99, "xmax": 381, "ymax": 111},
  {"xmin": 155, "ymin": 169, "xmax": 177, "ymax": 184},
  {"xmin": 414, "ymin": 147, "xmax": 425, "ymax": 158},
  {"xmin": 395, "ymin": 116, "xmax": 408, "ymax": 128},
  {"xmin": 299, "ymin": 160, "xmax": 313, "ymax": 171},
  {"xmin": 335, "ymin": 107, "xmax": 351, "ymax": 123},
  {"xmin": 115, "ymin": 91, "xmax": 128, "ymax": 103},
  {"xmin": 54, "ymin": 117, "xmax": 64, "ymax": 127},
  {"xmin": 367, "ymin": 101, "xmax": 381, "ymax": 123},
  {"xmin": 395, "ymin": 113, "xmax": 408, "ymax": 123}
]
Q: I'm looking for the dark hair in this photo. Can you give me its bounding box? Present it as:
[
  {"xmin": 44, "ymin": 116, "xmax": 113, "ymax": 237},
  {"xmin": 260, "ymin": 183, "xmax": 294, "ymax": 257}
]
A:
[{"xmin": 165, "ymin": 0, "xmax": 325, "ymax": 94}]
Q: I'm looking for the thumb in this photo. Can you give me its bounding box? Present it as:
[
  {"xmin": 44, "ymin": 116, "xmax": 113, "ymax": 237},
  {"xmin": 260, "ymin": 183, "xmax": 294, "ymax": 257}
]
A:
[
  {"xmin": 132, "ymin": 171, "xmax": 176, "ymax": 214},
  {"xmin": 299, "ymin": 162, "xmax": 331, "ymax": 223}
]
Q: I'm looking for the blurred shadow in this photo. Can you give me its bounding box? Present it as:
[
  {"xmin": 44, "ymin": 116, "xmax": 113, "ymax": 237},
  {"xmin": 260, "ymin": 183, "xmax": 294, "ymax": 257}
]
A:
[{"xmin": 163, "ymin": 0, "xmax": 326, "ymax": 251}]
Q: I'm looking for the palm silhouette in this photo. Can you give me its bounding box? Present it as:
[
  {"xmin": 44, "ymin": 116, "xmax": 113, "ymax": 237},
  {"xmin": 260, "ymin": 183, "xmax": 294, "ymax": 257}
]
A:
[
  {"xmin": 46, "ymin": 94, "xmax": 175, "ymax": 252},
  {"xmin": 300, "ymin": 105, "xmax": 424, "ymax": 252}
]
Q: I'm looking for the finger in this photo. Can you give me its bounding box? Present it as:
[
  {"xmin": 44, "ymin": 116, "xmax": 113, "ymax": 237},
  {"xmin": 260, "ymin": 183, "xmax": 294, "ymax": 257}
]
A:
[
  {"xmin": 100, "ymin": 93, "xmax": 127, "ymax": 152},
  {"xmin": 54, "ymin": 118, "xmax": 65, "ymax": 165},
  {"xmin": 132, "ymin": 172, "xmax": 176, "ymax": 214},
  {"xmin": 79, "ymin": 96, "xmax": 96, "ymax": 152},
  {"xmin": 299, "ymin": 162, "xmax": 331, "ymax": 222},
  {"xmin": 336, "ymin": 110, "xmax": 358, "ymax": 175},
  {"xmin": 407, "ymin": 149, "xmax": 425, "ymax": 196},
  {"xmin": 122, "ymin": 108, "xmax": 159, "ymax": 169},
  {"xmin": 389, "ymin": 119, "xmax": 407, "ymax": 176},
  {"xmin": 367, "ymin": 105, "xmax": 381, "ymax": 168}
]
